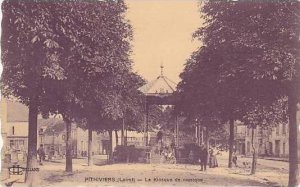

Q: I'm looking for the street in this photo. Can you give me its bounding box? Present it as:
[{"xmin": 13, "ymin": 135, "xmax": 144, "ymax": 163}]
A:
[{"xmin": 1, "ymin": 152, "xmax": 290, "ymax": 187}]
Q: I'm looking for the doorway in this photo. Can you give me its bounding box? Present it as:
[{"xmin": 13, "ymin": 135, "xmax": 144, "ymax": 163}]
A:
[{"xmin": 275, "ymin": 140, "xmax": 280, "ymax": 157}]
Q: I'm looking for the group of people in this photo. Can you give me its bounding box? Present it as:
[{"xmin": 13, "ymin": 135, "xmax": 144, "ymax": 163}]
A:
[
  {"xmin": 193, "ymin": 144, "xmax": 219, "ymax": 171},
  {"xmin": 199, "ymin": 146, "xmax": 239, "ymax": 171}
]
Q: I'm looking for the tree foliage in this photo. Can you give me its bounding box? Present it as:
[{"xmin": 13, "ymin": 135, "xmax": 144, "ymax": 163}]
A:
[
  {"xmin": 1, "ymin": 0, "xmax": 142, "ymax": 180},
  {"xmin": 178, "ymin": 0, "xmax": 300, "ymax": 185}
]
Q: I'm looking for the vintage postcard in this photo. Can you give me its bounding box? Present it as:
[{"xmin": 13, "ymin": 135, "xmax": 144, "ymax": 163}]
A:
[{"xmin": 0, "ymin": 0, "xmax": 299, "ymax": 187}]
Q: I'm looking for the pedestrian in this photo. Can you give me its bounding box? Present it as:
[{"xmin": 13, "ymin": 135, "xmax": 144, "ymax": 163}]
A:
[
  {"xmin": 209, "ymin": 148, "xmax": 218, "ymax": 168},
  {"xmin": 200, "ymin": 144, "xmax": 208, "ymax": 171},
  {"xmin": 157, "ymin": 131, "xmax": 163, "ymax": 144},
  {"xmin": 209, "ymin": 148, "xmax": 214, "ymax": 168},
  {"xmin": 232, "ymin": 151, "xmax": 238, "ymax": 167},
  {"xmin": 37, "ymin": 144, "xmax": 45, "ymax": 165}
]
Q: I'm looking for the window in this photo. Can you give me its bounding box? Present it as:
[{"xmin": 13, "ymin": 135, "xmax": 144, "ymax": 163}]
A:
[
  {"xmin": 12, "ymin": 126, "xmax": 15, "ymax": 135},
  {"xmin": 283, "ymin": 142, "xmax": 286, "ymax": 155},
  {"xmin": 10, "ymin": 140, "xmax": 14, "ymax": 147},
  {"xmin": 276, "ymin": 125, "xmax": 280, "ymax": 136},
  {"xmin": 259, "ymin": 127, "xmax": 263, "ymax": 136},
  {"xmin": 98, "ymin": 141, "xmax": 101, "ymax": 154},
  {"xmin": 9, "ymin": 140, "xmax": 24, "ymax": 149},
  {"xmin": 247, "ymin": 141, "xmax": 251, "ymax": 153},
  {"xmin": 39, "ymin": 128, "xmax": 44, "ymax": 135},
  {"xmin": 258, "ymin": 139, "xmax": 263, "ymax": 153},
  {"xmin": 18, "ymin": 140, "xmax": 24, "ymax": 146},
  {"xmin": 282, "ymin": 124, "xmax": 286, "ymax": 135}
]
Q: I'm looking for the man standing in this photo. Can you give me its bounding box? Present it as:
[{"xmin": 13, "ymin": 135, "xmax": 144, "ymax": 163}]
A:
[
  {"xmin": 157, "ymin": 131, "xmax": 163, "ymax": 154},
  {"xmin": 232, "ymin": 151, "xmax": 238, "ymax": 167},
  {"xmin": 37, "ymin": 144, "xmax": 45, "ymax": 165},
  {"xmin": 157, "ymin": 131, "xmax": 163, "ymax": 144},
  {"xmin": 200, "ymin": 144, "xmax": 208, "ymax": 171}
]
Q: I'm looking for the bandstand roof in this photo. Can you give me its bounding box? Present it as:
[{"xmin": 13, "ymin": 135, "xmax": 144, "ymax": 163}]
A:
[{"xmin": 139, "ymin": 65, "xmax": 177, "ymax": 96}]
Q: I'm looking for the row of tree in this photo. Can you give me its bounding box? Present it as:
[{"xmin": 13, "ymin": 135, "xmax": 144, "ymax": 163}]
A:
[
  {"xmin": 175, "ymin": 1, "xmax": 300, "ymax": 186},
  {"xmin": 1, "ymin": 1, "xmax": 145, "ymax": 186}
]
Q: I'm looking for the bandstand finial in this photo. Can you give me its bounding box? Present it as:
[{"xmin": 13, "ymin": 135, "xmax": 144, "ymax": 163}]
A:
[{"xmin": 160, "ymin": 63, "xmax": 164, "ymax": 76}]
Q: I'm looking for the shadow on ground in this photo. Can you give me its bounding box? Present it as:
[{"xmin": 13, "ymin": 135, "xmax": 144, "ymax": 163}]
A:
[{"xmin": 43, "ymin": 171, "xmax": 76, "ymax": 184}]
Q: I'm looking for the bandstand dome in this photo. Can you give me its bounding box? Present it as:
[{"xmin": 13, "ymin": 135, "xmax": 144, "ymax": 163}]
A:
[{"xmin": 139, "ymin": 65, "xmax": 177, "ymax": 97}]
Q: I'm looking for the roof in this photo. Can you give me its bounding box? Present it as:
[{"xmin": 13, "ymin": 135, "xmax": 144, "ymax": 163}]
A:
[
  {"xmin": 139, "ymin": 66, "xmax": 177, "ymax": 96},
  {"xmin": 38, "ymin": 118, "xmax": 66, "ymax": 135},
  {"xmin": 7, "ymin": 101, "xmax": 29, "ymax": 122}
]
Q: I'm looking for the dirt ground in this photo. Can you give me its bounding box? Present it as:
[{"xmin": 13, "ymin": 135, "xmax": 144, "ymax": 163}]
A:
[{"xmin": 1, "ymin": 152, "xmax": 290, "ymax": 187}]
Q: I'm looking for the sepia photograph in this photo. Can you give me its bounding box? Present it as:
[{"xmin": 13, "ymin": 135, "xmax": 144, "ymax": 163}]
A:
[{"xmin": 0, "ymin": 0, "xmax": 300, "ymax": 187}]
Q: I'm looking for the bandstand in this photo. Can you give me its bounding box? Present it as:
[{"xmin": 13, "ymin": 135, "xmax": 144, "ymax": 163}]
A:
[{"xmin": 139, "ymin": 65, "xmax": 179, "ymax": 147}]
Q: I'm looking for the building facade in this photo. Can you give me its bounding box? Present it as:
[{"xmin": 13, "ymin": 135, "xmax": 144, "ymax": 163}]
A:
[
  {"xmin": 1, "ymin": 99, "xmax": 111, "ymax": 162},
  {"xmin": 1, "ymin": 99, "xmax": 29, "ymax": 162},
  {"xmin": 1, "ymin": 99, "xmax": 148, "ymax": 163},
  {"xmin": 38, "ymin": 121, "xmax": 111, "ymax": 159},
  {"xmin": 235, "ymin": 110, "xmax": 300, "ymax": 158}
]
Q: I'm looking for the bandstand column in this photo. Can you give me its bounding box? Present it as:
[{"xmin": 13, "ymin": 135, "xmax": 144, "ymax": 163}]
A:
[
  {"xmin": 175, "ymin": 116, "xmax": 179, "ymax": 147},
  {"xmin": 145, "ymin": 104, "xmax": 149, "ymax": 146}
]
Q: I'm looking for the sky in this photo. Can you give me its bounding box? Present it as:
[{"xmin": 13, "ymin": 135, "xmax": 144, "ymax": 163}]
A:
[
  {"xmin": 126, "ymin": 0, "xmax": 202, "ymax": 83},
  {"xmin": 0, "ymin": 0, "xmax": 202, "ymax": 85}
]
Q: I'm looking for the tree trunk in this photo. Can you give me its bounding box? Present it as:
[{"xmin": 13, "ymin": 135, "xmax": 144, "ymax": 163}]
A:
[
  {"xmin": 65, "ymin": 118, "xmax": 73, "ymax": 173},
  {"xmin": 115, "ymin": 130, "xmax": 119, "ymax": 146},
  {"xmin": 121, "ymin": 118, "xmax": 125, "ymax": 146},
  {"xmin": 88, "ymin": 125, "xmax": 93, "ymax": 166},
  {"xmin": 197, "ymin": 125, "xmax": 200, "ymax": 146},
  {"xmin": 198, "ymin": 125, "xmax": 203, "ymax": 145},
  {"xmin": 108, "ymin": 130, "xmax": 113, "ymax": 161},
  {"xmin": 288, "ymin": 92, "xmax": 299, "ymax": 187},
  {"xmin": 251, "ymin": 127, "xmax": 257, "ymax": 175},
  {"xmin": 201, "ymin": 126, "xmax": 204, "ymax": 145},
  {"xmin": 205, "ymin": 126, "xmax": 209, "ymax": 149},
  {"xmin": 228, "ymin": 118, "xmax": 234, "ymax": 168},
  {"xmin": 145, "ymin": 106, "xmax": 149, "ymax": 146},
  {"xmin": 25, "ymin": 98, "xmax": 38, "ymax": 187},
  {"xmin": 195, "ymin": 126, "xmax": 198, "ymax": 144},
  {"xmin": 196, "ymin": 125, "xmax": 200, "ymax": 146},
  {"xmin": 126, "ymin": 147, "xmax": 130, "ymax": 163},
  {"xmin": 125, "ymin": 127, "xmax": 129, "ymax": 163},
  {"xmin": 125, "ymin": 128, "xmax": 128, "ymax": 146}
]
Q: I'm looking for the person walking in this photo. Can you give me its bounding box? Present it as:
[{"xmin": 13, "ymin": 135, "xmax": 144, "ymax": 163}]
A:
[
  {"xmin": 232, "ymin": 151, "xmax": 238, "ymax": 167},
  {"xmin": 200, "ymin": 144, "xmax": 208, "ymax": 171},
  {"xmin": 37, "ymin": 144, "xmax": 45, "ymax": 165}
]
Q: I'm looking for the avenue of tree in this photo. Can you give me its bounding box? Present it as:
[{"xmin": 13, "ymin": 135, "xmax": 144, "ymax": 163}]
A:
[
  {"xmin": 1, "ymin": 0, "xmax": 144, "ymax": 186},
  {"xmin": 176, "ymin": 1, "xmax": 300, "ymax": 187}
]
